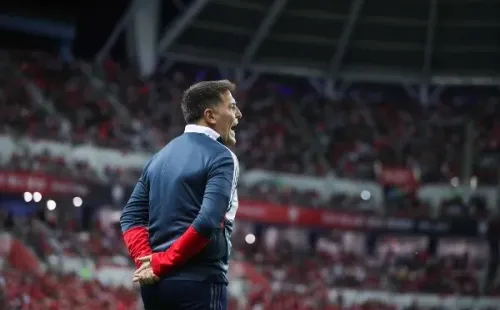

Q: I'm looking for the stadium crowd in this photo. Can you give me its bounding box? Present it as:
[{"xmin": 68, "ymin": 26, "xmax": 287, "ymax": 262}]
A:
[
  {"xmin": 2, "ymin": 51, "xmax": 500, "ymax": 183},
  {"xmin": 2, "ymin": 51, "xmax": 496, "ymax": 215},
  {"xmin": 1, "ymin": 50, "xmax": 500, "ymax": 309}
]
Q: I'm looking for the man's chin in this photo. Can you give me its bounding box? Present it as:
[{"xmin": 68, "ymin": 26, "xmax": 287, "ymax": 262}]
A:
[{"xmin": 224, "ymin": 136, "xmax": 236, "ymax": 147}]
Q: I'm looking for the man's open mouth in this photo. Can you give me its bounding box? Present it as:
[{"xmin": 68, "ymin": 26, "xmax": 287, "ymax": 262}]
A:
[{"xmin": 230, "ymin": 123, "xmax": 237, "ymax": 136}]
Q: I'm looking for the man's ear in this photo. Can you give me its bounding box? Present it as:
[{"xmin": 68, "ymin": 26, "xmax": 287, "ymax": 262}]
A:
[{"xmin": 203, "ymin": 107, "xmax": 218, "ymax": 125}]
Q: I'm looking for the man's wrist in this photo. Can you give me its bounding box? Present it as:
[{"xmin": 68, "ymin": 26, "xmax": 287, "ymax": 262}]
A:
[
  {"xmin": 134, "ymin": 251, "xmax": 153, "ymax": 268},
  {"xmin": 150, "ymin": 252, "xmax": 167, "ymax": 276}
]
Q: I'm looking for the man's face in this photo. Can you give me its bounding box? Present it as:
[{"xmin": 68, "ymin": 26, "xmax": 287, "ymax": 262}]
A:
[{"xmin": 212, "ymin": 90, "xmax": 242, "ymax": 147}]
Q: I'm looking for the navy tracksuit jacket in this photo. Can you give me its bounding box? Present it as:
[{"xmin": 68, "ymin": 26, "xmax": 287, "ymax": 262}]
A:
[{"xmin": 120, "ymin": 124, "xmax": 239, "ymax": 309}]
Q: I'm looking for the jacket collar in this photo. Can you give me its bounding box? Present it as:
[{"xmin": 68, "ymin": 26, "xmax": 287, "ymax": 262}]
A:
[{"xmin": 184, "ymin": 124, "xmax": 221, "ymax": 141}]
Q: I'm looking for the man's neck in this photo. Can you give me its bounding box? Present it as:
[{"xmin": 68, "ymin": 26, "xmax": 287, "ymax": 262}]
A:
[{"xmin": 184, "ymin": 124, "xmax": 220, "ymax": 141}]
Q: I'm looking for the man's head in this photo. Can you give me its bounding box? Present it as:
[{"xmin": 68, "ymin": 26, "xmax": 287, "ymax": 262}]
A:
[{"xmin": 181, "ymin": 80, "xmax": 242, "ymax": 146}]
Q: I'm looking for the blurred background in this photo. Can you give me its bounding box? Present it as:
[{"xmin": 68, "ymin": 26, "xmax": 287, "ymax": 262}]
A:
[{"xmin": 1, "ymin": 0, "xmax": 500, "ymax": 309}]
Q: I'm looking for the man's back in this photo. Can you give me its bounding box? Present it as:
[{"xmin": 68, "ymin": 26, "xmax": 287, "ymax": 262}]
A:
[
  {"xmin": 120, "ymin": 126, "xmax": 239, "ymax": 284},
  {"xmin": 146, "ymin": 131, "xmax": 237, "ymax": 281}
]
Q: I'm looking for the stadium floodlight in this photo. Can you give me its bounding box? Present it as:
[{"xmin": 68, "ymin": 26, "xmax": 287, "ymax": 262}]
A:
[
  {"xmin": 360, "ymin": 190, "xmax": 371, "ymax": 201},
  {"xmin": 23, "ymin": 192, "xmax": 33, "ymax": 202},
  {"xmin": 73, "ymin": 197, "xmax": 83, "ymax": 207},
  {"xmin": 245, "ymin": 234, "xmax": 256, "ymax": 245},
  {"xmin": 33, "ymin": 192, "xmax": 42, "ymax": 202},
  {"xmin": 46, "ymin": 200, "xmax": 57, "ymax": 211}
]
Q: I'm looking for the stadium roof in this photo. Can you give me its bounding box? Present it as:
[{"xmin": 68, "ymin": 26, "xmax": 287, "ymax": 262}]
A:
[
  {"xmin": 4, "ymin": 0, "xmax": 498, "ymax": 85},
  {"xmin": 155, "ymin": 0, "xmax": 500, "ymax": 85}
]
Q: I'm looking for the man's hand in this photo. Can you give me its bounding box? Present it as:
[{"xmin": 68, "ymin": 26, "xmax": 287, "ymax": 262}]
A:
[{"xmin": 132, "ymin": 255, "xmax": 159, "ymax": 285}]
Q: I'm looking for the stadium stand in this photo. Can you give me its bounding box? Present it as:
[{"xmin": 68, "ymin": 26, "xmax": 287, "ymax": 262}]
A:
[
  {"xmin": 2, "ymin": 0, "xmax": 500, "ymax": 309},
  {"xmin": 2, "ymin": 49, "xmax": 500, "ymax": 309}
]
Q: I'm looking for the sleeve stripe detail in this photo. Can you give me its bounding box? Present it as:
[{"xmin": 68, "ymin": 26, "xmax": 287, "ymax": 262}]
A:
[
  {"xmin": 227, "ymin": 149, "xmax": 239, "ymax": 210},
  {"xmin": 225, "ymin": 149, "xmax": 239, "ymax": 220}
]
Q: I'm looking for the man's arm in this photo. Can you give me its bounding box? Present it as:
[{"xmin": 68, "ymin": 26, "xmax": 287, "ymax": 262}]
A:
[
  {"xmin": 150, "ymin": 151, "xmax": 237, "ymax": 276},
  {"xmin": 120, "ymin": 163, "xmax": 153, "ymax": 267}
]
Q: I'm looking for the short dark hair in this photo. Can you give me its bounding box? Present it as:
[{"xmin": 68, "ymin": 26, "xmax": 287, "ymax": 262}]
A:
[{"xmin": 181, "ymin": 80, "xmax": 235, "ymax": 124}]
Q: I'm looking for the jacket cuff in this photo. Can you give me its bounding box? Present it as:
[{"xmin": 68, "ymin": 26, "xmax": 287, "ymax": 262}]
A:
[{"xmin": 150, "ymin": 226, "xmax": 210, "ymax": 276}]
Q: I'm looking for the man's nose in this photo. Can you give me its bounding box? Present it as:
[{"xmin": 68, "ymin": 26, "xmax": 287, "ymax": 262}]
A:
[{"xmin": 236, "ymin": 107, "xmax": 242, "ymax": 118}]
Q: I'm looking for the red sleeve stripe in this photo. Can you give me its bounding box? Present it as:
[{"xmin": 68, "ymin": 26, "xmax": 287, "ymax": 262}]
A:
[
  {"xmin": 123, "ymin": 226, "xmax": 152, "ymax": 268},
  {"xmin": 151, "ymin": 225, "xmax": 210, "ymax": 276}
]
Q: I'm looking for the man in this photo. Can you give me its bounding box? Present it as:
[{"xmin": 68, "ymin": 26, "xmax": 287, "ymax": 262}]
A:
[{"xmin": 120, "ymin": 80, "xmax": 242, "ymax": 309}]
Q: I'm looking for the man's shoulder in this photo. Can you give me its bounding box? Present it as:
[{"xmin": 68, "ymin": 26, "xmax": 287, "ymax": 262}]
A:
[
  {"xmin": 216, "ymin": 144, "xmax": 237, "ymax": 158},
  {"xmin": 213, "ymin": 143, "xmax": 238, "ymax": 164}
]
